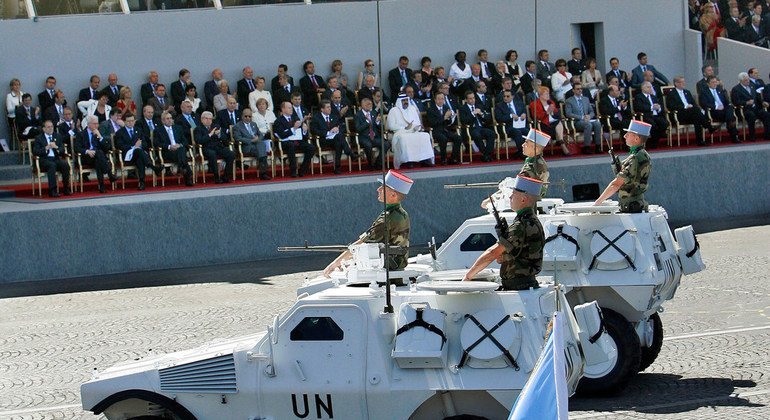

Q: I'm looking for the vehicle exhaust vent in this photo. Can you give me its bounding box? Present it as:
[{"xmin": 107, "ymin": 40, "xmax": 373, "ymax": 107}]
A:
[{"xmin": 159, "ymin": 354, "xmax": 237, "ymax": 393}]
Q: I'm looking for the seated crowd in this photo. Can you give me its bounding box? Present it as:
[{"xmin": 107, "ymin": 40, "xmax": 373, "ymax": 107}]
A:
[
  {"xmin": 6, "ymin": 48, "xmax": 769, "ymax": 197},
  {"xmin": 692, "ymin": 0, "xmax": 770, "ymax": 52}
]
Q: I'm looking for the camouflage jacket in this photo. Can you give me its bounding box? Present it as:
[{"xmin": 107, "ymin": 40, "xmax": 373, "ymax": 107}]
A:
[
  {"xmin": 498, "ymin": 207, "xmax": 544, "ymax": 288},
  {"xmin": 359, "ymin": 203, "xmax": 410, "ymax": 270},
  {"xmin": 519, "ymin": 155, "xmax": 549, "ymax": 198},
  {"xmin": 617, "ymin": 146, "xmax": 651, "ymax": 211}
]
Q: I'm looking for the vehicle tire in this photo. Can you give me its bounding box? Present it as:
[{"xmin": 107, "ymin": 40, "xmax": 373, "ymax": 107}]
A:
[
  {"xmin": 576, "ymin": 308, "xmax": 641, "ymax": 396},
  {"xmin": 639, "ymin": 312, "xmax": 663, "ymax": 372}
]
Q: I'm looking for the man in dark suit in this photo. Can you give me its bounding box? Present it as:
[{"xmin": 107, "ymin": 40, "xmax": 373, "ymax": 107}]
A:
[
  {"xmin": 15, "ymin": 94, "xmax": 41, "ymax": 141},
  {"xmin": 404, "ymin": 85, "xmax": 425, "ymax": 113},
  {"xmin": 33, "ymin": 119, "xmax": 71, "ymax": 197},
  {"xmin": 696, "ymin": 65, "xmax": 721, "ymax": 99},
  {"xmin": 477, "ymin": 49, "xmax": 494, "ymax": 84},
  {"xmin": 140, "ymin": 71, "xmax": 160, "ymax": 108},
  {"xmin": 37, "ymin": 76, "xmax": 60, "ymax": 111},
  {"xmin": 666, "ymin": 76, "xmax": 713, "ymax": 146},
  {"xmin": 748, "ymin": 68, "xmax": 766, "ymax": 92},
  {"xmin": 271, "ymin": 64, "xmax": 295, "ymax": 94},
  {"xmin": 329, "ymin": 90, "xmax": 351, "ymax": 119},
  {"xmin": 195, "ymin": 111, "xmax": 235, "ymax": 183},
  {"xmin": 567, "ymin": 48, "xmax": 586, "ymax": 76},
  {"xmin": 170, "ymin": 68, "xmax": 193, "ymax": 113},
  {"xmin": 474, "ymin": 81, "xmax": 493, "ymax": 113},
  {"xmin": 274, "ymin": 101, "xmax": 316, "ymax": 177},
  {"xmin": 78, "ymin": 75, "xmax": 101, "ymax": 103},
  {"xmin": 136, "ymin": 105, "xmax": 160, "ymax": 145},
  {"xmin": 311, "ymin": 100, "xmax": 354, "ymax": 174},
  {"xmin": 154, "ymin": 111, "xmax": 193, "ymax": 186},
  {"xmin": 460, "ymin": 91, "xmax": 496, "ymax": 162},
  {"xmin": 77, "ymin": 115, "xmax": 118, "ymax": 193},
  {"xmin": 115, "ymin": 113, "xmax": 162, "ymax": 190},
  {"xmin": 724, "ymin": 7, "xmax": 748, "ymax": 42},
  {"xmin": 146, "ymin": 84, "xmax": 174, "ymax": 118},
  {"xmin": 700, "ymin": 75, "xmax": 740, "ymax": 143},
  {"xmin": 233, "ymin": 108, "xmax": 271, "ymax": 180},
  {"xmin": 436, "ymin": 82, "xmax": 460, "ymax": 115},
  {"xmin": 387, "ymin": 56, "xmax": 413, "ymax": 102},
  {"xmin": 273, "ymin": 74, "xmax": 300, "ymax": 114},
  {"xmin": 520, "ymin": 61, "xmax": 539, "ymax": 97},
  {"xmin": 535, "ymin": 50, "xmax": 555, "ymax": 86},
  {"xmin": 204, "ymin": 68, "xmax": 228, "ymax": 111},
  {"xmin": 606, "ymin": 57, "xmax": 630, "ymax": 90},
  {"xmin": 427, "ymin": 92, "xmax": 461, "ymax": 165},
  {"xmin": 98, "ymin": 108, "xmax": 124, "ymax": 140},
  {"xmin": 599, "ymin": 85, "xmax": 633, "ymax": 132},
  {"xmin": 354, "ymin": 97, "xmax": 387, "ymax": 169},
  {"xmin": 299, "ymin": 61, "xmax": 327, "ymax": 111},
  {"xmin": 216, "ymin": 97, "xmax": 241, "ymax": 140},
  {"xmin": 176, "ymin": 100, "xmax": 201, "ymax": 145},
  {"xmin": 289, "ymin": 92, "xmax": 310, "ymax": 125},
  {"xmin": 100, "ymin": 73, "xmax": 123, "ymax": 107},
  {"xmin": 731, "ymin": 72, "xmax": 770, "ymax": 140},
  {"xmin": 630, "ymin": 52, "xmax": 669, "ymax": 89},
  {"xmin": 57, "ymin": 107, "xmax": 80, "ymax": 141},
  {"xmin": 494, "ymin": 89, "xmax": 527, "ymax": 158},
  {"xmin": 634, "ymin": 82, "xmax": 670, "ymax": 148},
  {"xmin": 237, "ymin": 66, "xmax": 257, "ymax": 112},
  {"xmin": 357, "ymin": 74, "xmax": 381, "ymax": 104},
  {"xmin": 43, "ymin": 90, "xmax": 67, "ymax": 125}
]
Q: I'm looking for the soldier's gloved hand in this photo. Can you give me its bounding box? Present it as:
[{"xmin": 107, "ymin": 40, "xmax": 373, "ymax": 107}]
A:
[{"xmin": 495, "ymin": 225, "xmax": 507, "ymax": 240}]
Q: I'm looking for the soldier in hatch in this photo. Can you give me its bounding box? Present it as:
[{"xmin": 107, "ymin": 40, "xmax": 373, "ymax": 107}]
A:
[
  {"xmin": 464, "ymin": 175, "xmax": 545, "ymax": 291},
  {"xmin": 323, "ymin": 170, "xmax": 412, "ymax": 277},
  {"xmin": 593, "ymin": 119, "xmax": 652, "ymax": 213}
]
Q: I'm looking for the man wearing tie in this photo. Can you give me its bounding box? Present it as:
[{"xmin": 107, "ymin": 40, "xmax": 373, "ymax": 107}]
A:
[
  {"xmin": 273, "ymin": 74, "xmax": 300, "ymax": 114},
  {"xmin": 299, "ymin": 61, "xmax": 327, "ymax": 111},
  {"xmin": 460, "ymin": 91, "xmax": 496, "ymax": 162},
  {"xmin": 170, "ymin": 69, "xmax": 193, "ymax": 113},
  {"xmin": 633, "ymin": 81, "xmax": 669, "ymax": 148},
  {"xmin": 115, "ymin": 113, "xmax": 162, "ymax": 190},
  {"xmin": 77, "ymin": 75, "xmax": 101, "ymax": 103},
  {"xmin": 631, "ymin": 52, "xmax": 669, "ymax": 89},
  {"xmin": 666, "ymin": 76, "xmax": 713, "ymax": 146},
  {"xmin": 237, "ymin": 66, "xmax": 257, "ymax": 112},
  {"xmin": 730, "ymin": 72, "xmax": 770, "ymax": 141},
  {"xmin": 599, "ymin": 85, "xmax": 632, "ymax": 131},
  {"xmin": 216, "ymin": 97, "xmax": 241, "ymax": 139},
  {"xmin": 33, "ymin": 120, "xmax": 71, "ymax": 197},
  {"xmin": 494, "ymin": 89, "xmax": 527, "ymax": 159},
  {"xmin": 43, "ymin": 90, "xmax": 67, "ymax": 125},
  {"xmin": 535, "ymin": 50, "xmax": 555, "ymax": 86},
  {"xmin": 37, "ymin": 76, "xmax": 61, "ymax": 112},
  {"xmin": 154, "ymin": 111, "xmax": 193, "ymax": 186},
  {"xmin": 140, "ymin": 71, "xmax": 160, "ymax": 108},
  {"xmin": 77, "ymin": 115, "xmax": 118, "ymax": 193},
  {"xmin": 176, "ymin": 100, "xmax": 201, "ymax": 145},
  {"xmin": 136, "ymin": 105, "xmax": 159, "ymax": 144},
  {"xmin": 57, "ymin": 107, "xmax": 80, "ymax": 140},
  {"xmin": 233, "ymin": 108, "xmax": 272, "ymax": 180},
  {"xmin": 311, "ymin": 99, "xmax": 354, "ymax": 174},
  {"xmin": 520, "ymin": 61, "xmax": 539, "ymax": 97},
  {"xmin": 15, "ymin": 93, "xmax": 42, "ymax": 141},
  {"xmin": 274, "ymin": 101, "xmax": 316, "ymax": 177},
  {"xmin": 100, "ymin": 73, "xmax": 123, "ymax": 107},
  {"xmin": 605, "ymin": 57, "xmax": 631, "ymax": 94},
  {"xmin": 354, "ymin": 97, "xmax": 388, "ymax": 169},
  {"xmin": 565, "ymin": 83, "xmax": 603, "ymax": 154},
  {"xmin": 387, "ymin": 56, "xmax": 413, "ymax": 103},
  {"xmin": 147, "ymin": 84, "xmax": 173, "ymax": 118},
  {"xmin": 195, "ymin": 111, "xmax": 235, "ymax": 184},
  {"xmin": 427, "ymin": 92, "xmax": 461, "ymax": 165},
  {"xmin": 699, "ymin": 75, "xmax": 740, "ymax": 143}
]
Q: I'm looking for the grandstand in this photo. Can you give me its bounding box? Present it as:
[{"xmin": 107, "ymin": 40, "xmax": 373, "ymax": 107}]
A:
[{"xmin": 0, "ymin": 0, "xmax": 768, "ymax": 284}]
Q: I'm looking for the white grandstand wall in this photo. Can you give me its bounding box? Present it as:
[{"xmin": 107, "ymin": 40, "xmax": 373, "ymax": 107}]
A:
[
  {"xmin": 716, "ymin": 38, "xmax": 770, "ymax": 88},
  {"xmin": 0, "ymin": 0, "xmax": 685, "ymax": 139}
]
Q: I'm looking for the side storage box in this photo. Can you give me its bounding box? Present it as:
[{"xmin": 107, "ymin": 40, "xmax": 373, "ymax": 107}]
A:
[
  {"xmin": 392, "ymin": 302, "xmax": 448, "ymax": 368},
  {"xmin": 674, "ymin": 226, "xmax": 706, "ymax": 275}
]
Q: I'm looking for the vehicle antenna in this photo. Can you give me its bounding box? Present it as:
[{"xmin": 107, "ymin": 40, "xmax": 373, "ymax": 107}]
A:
[{"xmin": 376, "ymin": 0, "xmax": 393, "ymax": 314}]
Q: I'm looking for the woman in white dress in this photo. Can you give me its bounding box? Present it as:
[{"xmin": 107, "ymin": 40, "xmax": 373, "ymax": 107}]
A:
[
  {"xmin": 253, "ymin": 98, "xmax": 275, "ymax": 155},
  {"xmin": 550, "ymin": 59, "xmax": 573, "ymax": 103},
  {"xmin": 6, "ymin": 78, "xmax": 23, "ymax": 125}
]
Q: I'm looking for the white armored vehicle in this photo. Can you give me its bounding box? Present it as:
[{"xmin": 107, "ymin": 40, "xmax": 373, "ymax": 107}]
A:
[
  {"xmin": 81, "ymin": 243, "xmax": 615, "ymax": 419},
  {"xmin": 411, "ymin": 189, "xmax": 706, "ymax": 394}
]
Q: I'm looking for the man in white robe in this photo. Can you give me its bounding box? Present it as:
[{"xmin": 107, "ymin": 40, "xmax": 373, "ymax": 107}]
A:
[{"xmin": 387, "ymin": 94, "xmax": 435, "ymax": 169}]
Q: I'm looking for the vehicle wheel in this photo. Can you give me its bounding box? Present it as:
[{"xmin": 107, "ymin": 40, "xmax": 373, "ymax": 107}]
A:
[
  {"xmin": 577, "ymin": 308, "xmax": 641, "ymax": 396},
  {"xmin": 639, "ymin": 312, "xmax": 663, "ymax": 372}
]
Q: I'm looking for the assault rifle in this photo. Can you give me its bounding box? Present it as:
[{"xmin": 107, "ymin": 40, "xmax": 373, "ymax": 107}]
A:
[
  {"xmin": 604, "ymin": 135, "xmax": 622, "ymax": 174},
  {"xmin": 489, "ymin": 194, "xmax": 509, "ymax": 240}
]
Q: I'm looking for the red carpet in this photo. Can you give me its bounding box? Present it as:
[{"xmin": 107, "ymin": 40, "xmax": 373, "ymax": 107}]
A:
[{"xmin": 2, "ymin": 132, "xmax": 764, "ymax": 201}]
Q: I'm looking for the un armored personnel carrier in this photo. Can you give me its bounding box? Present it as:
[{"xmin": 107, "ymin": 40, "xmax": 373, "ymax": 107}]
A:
[
  {"xmin": 81, "ymin": 243, "xmax": 614, "ymax": 419},
  {"xmin": 410, "ymin": 192, "xmax": 706, "ymax": 394}
]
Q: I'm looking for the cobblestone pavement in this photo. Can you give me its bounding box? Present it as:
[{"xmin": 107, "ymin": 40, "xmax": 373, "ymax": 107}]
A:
[{"xmin": 0, "ymin": 226, "xmax": 768, "ymax": 420}]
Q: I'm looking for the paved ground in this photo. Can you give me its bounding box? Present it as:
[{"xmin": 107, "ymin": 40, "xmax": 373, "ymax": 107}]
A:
[{"xmin": 0, "ymin": 225, "xmax": 768, "ymax": 419}]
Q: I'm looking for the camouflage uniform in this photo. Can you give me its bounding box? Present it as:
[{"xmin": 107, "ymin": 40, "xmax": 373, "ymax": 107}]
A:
[
  {"xmin": 519, "ymin": 155, "xmax": 549, "ymax": 198},
  {"xmin": 497, "ymin": 207, "xmax": 544, "ymax": 290},
  {"xmin": 359, "ymin": 203, "xmax": 410, "ymax": 270},
  {"xmin": 615, "ymin": 146, "xmax": 651, "ymax": 213}
]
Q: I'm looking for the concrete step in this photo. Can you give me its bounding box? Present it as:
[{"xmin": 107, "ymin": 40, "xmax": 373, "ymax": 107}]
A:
[
  {"xmin": 0, "ymin": 164, "xmax": 30, "ymax": 182},
  {"xmin": 0, "ymin": 151, "xmax": 23, "ymax": 166}
]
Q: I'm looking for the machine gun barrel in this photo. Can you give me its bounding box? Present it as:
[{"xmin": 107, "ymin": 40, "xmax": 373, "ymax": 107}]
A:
[
  {"xmin": 278, "ymin": 241, "xmax": 437, "ymax": 259},
  {"xmin": 444, "ymin": 182, "xmax": 499, "ymax": 189}
]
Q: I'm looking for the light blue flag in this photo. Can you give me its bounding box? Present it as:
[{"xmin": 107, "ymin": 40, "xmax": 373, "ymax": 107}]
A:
[{"xmin": 509, "ymin": 312, "xmax": 568, "ymax": 420}]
